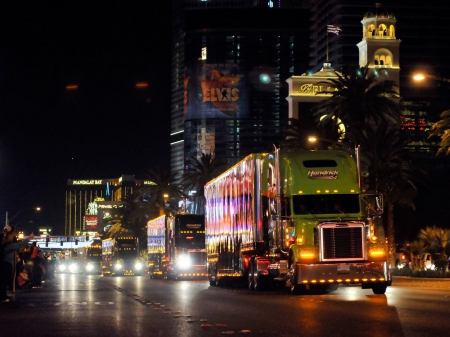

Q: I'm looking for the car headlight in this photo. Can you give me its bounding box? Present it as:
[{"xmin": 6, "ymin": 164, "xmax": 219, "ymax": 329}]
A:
[
  {"xmin": 59, "ymin": 264, "xmax": 66, "ymax": 272},
  {"xmin": 134, "ymin": 262, "xmax": 143, "ymax": 270},
  {"xmin": 177, "ymin": 255, "xmax": 191, "ymax": 270},
  {"xmin": 68, "ymin": 263, "xmax": 78, "ymax": 273},
  {"xmin": 114, "ymin": 263, "xmax": 123, "ymax": 270},
  {"xmin": 86, "ymin": 264, "xmax": 94, "ymax": 271}
]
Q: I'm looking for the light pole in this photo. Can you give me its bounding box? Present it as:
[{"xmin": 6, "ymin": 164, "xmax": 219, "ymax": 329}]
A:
[
  {"xmin": 160, "ymin": 193, "xmax": 169, "ymax": 216},
  {"xmin": 6, "ymin": 207, "xmax": 41, "ymax": 228}
]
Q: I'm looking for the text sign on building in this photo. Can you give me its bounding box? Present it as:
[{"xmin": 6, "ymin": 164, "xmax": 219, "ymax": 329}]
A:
[
  {"xmin": 71, "ymin": 179, "xmax": 103, "ymax": 185},
  {"xmin": 84, "ymin": 216, "xmax": 98, "ymax": 231}
]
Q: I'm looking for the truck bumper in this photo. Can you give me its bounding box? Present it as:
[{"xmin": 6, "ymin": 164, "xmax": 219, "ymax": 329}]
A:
[{"xmin": 292, "ymin": 261, "xmax": 390, "ymax": 286}]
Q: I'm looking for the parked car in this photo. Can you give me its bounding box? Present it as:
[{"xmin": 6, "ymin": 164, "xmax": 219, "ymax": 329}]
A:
[
  {"xmin": 395, "ymin": 245, "xmax": 410, "ymax": 269},
  {"xmin": 421, "ymin": 253, "xmax": 435, "ymax": 270}
]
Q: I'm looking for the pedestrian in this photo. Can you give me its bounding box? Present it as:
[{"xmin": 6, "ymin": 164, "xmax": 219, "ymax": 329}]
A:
[
  {"xmin": 30, "ymin": 244, "xmax": 43, "ymax": 288},
  {"xmin": 0, "ymin": 225, "xmax": 35, "ymax": 302}
]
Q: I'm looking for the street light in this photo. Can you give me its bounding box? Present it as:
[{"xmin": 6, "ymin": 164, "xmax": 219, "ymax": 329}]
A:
[
  {"xmin": 307, "ymin": 135, "xmax": 342, "ymax": 150},
  {"xmin": 6, "ymin": 207, "xmax": 41, "ymax": 227},
  {"xmin": 413, "ymin": 73, "xmax": 450, "ymax": 84}
]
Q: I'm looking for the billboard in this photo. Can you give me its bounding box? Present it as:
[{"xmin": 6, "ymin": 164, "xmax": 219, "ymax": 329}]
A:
[
  {"xmin": 84, "ymin": 216, "xmax": 98, "ymax": 231},
  {"xmin": 184, "ymin": 63, "xmax": 249, "ymax": 119}
]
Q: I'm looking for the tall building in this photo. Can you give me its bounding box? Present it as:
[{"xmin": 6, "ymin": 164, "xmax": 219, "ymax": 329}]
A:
[
  {"xmin": 309, "ymin": 0, "xmax": 450, "ymax": 158},
  {"xmin": 65, "ymin": 175, "xmax": 154, "ymax": 236},
  {"xmin": 170, "ymin": 0, "xmax": 311, "ymax": 173}
]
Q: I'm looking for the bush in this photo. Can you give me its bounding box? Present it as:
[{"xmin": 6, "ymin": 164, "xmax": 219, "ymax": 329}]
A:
[
  {"xmin": 410, "ymin": 269, "xmax": 450, "ymax": 278},
  {"xmin": 392, "ymin": 266, "xmax": 412, "ymax": 276}
]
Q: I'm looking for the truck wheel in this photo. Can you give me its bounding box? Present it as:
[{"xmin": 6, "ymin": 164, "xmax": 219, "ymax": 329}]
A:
[
  {"xmin": 253, "ymin": 259, "xmax": 264, "ymax": 291},
  {"xmin": 290, "ymin": 264, "xmax": 305, "ymax": 295},
  {"xmin": 372, "ymin": 283, "xmax": 387, "ymax": 295},
  {"xmin": 248, "ymin": 258, "xmax": 255, "ymax": 291}
]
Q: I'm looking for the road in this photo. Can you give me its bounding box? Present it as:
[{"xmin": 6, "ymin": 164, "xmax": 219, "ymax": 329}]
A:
[{"xmin": 2, "ymin": 275, "xmax": 450, "ymax": 337}]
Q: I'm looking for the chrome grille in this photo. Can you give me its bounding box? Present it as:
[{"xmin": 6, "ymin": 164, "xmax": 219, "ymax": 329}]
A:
[{"xmin": 321, "ymin": 225, "xmax": 365, "ymax": 261}]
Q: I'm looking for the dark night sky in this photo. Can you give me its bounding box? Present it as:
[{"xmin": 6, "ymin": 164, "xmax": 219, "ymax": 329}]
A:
[{"xmin": 0, "ymin": 2, "xmax": 172, "ymax": 234}]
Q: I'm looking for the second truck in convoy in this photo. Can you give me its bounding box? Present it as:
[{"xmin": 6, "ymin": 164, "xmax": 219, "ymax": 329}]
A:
[
  {"xmin": 204, "ymin": 148, "xmax": 390, "ymax": 294},
  {"xmin": 147, "ymin": 213, "xmax": 207, "ymax": 280}
]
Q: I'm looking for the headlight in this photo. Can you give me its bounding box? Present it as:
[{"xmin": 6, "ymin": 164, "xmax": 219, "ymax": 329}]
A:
[
  {"xmin": 86, "ymin": 264, "xmax": 94, "ymax": 271},
  {"xmin": 134, "ymin": 262, "xmax": 143, "ymax": 270},
  {"xmin": 177, "ymin": 255, "xmax": 191, "ymax": 270},
  {"xmin": 114, "ymin": 263, "xmax": 123, "ymax": 270},
  {"xmin": 68, "ymin": 263, "xmax": 78, "ymax": 273},
  {"xmin": 59, "ymin": 264, "xmax": 67, "ymax": 272}
]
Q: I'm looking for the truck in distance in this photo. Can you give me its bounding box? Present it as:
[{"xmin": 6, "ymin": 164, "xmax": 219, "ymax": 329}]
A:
[
  {"xmin": 101, "ymin": 236, "xmax": 143, "ymax": 276},
  {"xmin": 147, "ymin": 213, "xmax": 207, "ymax": 280}
]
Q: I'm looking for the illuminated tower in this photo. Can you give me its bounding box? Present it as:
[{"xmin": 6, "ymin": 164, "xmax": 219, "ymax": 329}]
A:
[{"xmin": 357, "ymin": 4, "xmax": 401, "ymax": 88}]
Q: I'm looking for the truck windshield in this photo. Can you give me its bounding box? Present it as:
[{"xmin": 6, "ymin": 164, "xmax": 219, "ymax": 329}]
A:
[
  {"xmin": 292, "ymin": 194, "xmax": 360, "ymax": 215},
  {"xmin": 189, "ymin": 251, "xmax": 207, "ymax": 265}
]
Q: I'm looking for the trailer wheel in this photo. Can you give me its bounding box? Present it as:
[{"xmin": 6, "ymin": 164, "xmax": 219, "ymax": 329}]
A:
[{"xmin": 372, "ymin": 283, "xmax": 387, "ymax": 295}]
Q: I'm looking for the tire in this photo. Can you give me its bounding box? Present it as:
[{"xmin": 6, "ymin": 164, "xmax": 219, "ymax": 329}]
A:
[
  {"xmin": 253, "ymin": 259, "xmax": 264, "ymax": 291},
  {"xmin": 290, "ymin": 263, "xmax": 305, "ymax": 295},
  {"xmin": 248, "ymin": 258, "xmax": 255, "ymax": 291},
  {"xmin": 372, "ymin": 283, "xmax": 387, "ymax": 295}
]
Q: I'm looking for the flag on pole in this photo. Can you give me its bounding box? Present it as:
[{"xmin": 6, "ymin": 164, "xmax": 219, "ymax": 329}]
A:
[{"xmin": 327, "ymin": 21, "xmax": 342, "ymax": 35}]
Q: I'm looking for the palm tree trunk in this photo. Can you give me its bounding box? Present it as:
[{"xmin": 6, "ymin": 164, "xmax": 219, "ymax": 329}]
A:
[
  {"xmin": 159, "ymin": 206, "xmax": 165, "ymax": 216},
  {"xmin": 387, "ymin": 202, "xmax": 396, "ymax": 267}
]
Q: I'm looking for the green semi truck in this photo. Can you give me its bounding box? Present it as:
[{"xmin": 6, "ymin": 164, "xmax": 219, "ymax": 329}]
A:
[{"xmin": 205, "ymin": 148, "xmax": 390, "ymax": 294}]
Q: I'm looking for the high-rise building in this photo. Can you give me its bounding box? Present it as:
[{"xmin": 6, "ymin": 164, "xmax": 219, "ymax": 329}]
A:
[
  {"xmin": 170, "ymin": 0, "xmax": 311, "ymax": 173},
  {"xmin": 65, "ymin": 175, "xmax": 154, "ymax": 236}
]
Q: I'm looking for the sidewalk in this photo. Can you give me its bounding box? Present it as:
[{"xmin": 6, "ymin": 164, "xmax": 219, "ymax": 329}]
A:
[{"xmin": 4, "ymin": 277, "xmax": 57, "ymax": 303}]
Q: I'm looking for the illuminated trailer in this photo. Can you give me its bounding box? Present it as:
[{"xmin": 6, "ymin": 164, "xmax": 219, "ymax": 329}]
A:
[
  {"xmin": 147, "ymin": 214, "xmax": 207, "ymax": 280},
  {"xmin": 204, "ymin": 149, "xmax": 390, "ymax": 294}
]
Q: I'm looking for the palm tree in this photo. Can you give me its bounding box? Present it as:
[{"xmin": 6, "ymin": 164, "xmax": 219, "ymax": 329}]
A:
[
  {"xmin": 182, "ymin": 153, "xmax": 227, "ymax": 214},
  {"xmin": 142, "ymin": 168, "xmax": 182, "ymax": 216},
  {"xmin": 310, "ymin": 65, "xmax": 426, "ymax": 265},
  {"xmin": 418, "ymin": 226, "xmax": 450, "ymax": 269},
  {"xmin": 312, "ymin": 64, "xmax": 400, "ymax": 144},
  {"xmin": 429, "ymin": 109, "xmax": 450, "ymax": 156},
  {"xmin": 356, "ymin": 121, "xmax": 427, "ymax": 264}
]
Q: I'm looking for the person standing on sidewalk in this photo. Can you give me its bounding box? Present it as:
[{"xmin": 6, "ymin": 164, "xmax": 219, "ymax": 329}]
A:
[{"xmin": 0, "ymin": 225, "xmax": 35, "ymax": 302}]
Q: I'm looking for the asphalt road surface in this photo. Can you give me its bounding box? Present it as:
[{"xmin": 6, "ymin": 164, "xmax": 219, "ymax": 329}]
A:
[{"xmin": 2, "ymin": 275, "xmax": 450, "ymax": 337}]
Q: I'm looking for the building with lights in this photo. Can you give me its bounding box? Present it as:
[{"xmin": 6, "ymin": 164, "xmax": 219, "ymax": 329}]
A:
[
  {"xmin": 309, "ymin": 0, "xmax": 450, "ymax": 159},
  {"xmin": 170, "ymin": 0, "xmax": 311, "ymax": 173},
  {"xmin": 65, "ymin": 175, "xmax": 155, "ymax": 236}
]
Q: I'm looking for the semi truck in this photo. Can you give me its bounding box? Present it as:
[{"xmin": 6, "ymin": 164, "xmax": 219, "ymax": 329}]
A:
[
  {"xmin": 147, "ymin": 213, "xmax": 207, "ymax": 280},
  {"xmin": 82, "ymin": 239, "xmax": 102, "ymax": 274},
  {"xmin": 204, "ymin": 148, "xmax": 390, "ymax": 294},
  {"xmin": 101, "ymin": 236, "xmax": 143, "ymax": 276}
]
